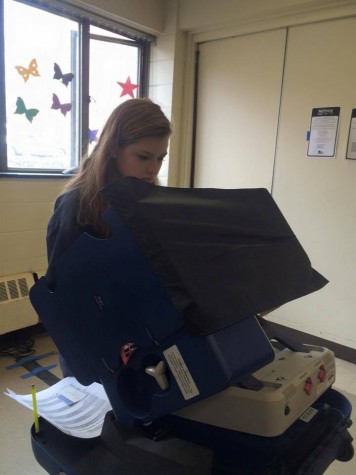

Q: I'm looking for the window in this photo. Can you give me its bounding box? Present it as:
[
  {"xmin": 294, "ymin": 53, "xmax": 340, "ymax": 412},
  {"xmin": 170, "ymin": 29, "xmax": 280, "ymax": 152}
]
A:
[{"xmin": 0, "ymin": 0, "xmax": 152, "ymax": 176}]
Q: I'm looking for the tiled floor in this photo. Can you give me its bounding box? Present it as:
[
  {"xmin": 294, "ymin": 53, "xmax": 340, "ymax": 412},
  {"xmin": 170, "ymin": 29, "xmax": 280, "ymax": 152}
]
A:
[{"xmin": 0, "ymin": 332, "xmax": 355, "ymax": 475}]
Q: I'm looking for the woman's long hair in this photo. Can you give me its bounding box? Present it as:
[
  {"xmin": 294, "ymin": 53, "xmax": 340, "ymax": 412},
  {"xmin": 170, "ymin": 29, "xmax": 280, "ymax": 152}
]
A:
[{"xmin": 63, "ymin": 98, "xmax": 172, "ymax": 235}]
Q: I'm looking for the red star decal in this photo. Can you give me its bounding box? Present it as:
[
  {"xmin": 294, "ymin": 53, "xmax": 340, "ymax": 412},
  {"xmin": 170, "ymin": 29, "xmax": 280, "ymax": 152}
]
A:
[{"xmin": 117, "ymin": 76, "xmax": 139, "ymax": 98}]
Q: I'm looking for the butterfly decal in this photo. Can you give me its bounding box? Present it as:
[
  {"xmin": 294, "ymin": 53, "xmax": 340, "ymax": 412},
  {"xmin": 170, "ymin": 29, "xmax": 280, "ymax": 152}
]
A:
[
  {"xmin": 51, "ymin": 93, "xmax": 72, "ymax": 117},
  {"xmin": 14, "ymin": 97, "xmax": 39, "ymax": 123},
  {"xmin": 53, "ymin": 63, "xmax": 74, "ymax": 87},
  {"xmin": 15, "ymin": 58, "xmax": 40, "ymax": 82},
  {"xmin": 88, "ymin": 129, "xmax": 98, "ymax": 144}
]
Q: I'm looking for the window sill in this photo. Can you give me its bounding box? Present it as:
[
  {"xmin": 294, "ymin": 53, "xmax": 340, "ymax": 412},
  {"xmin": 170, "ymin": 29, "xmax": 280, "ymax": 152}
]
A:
[{"xmin": 0, "ymin": 172, "xmax": 75, "ymax": 179}]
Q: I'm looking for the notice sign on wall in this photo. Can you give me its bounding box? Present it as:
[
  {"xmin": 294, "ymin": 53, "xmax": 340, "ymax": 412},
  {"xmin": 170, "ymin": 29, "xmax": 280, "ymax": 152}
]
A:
[
  {"xmin": 346, "ymin": 109, "xmax": 356, "ymax": 160},
  {"xmin": 307, "ymin": 107, "xmax": 340, "ymax": 158}
]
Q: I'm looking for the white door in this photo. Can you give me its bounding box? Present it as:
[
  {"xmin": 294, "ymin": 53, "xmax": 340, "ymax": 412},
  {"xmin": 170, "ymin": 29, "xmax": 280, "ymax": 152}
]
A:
[
  {"xmin": 271, "ymin": 17, "xmax": 356, "ymax": 348},
  {"xmin": 192, "ymin": 17, "xmax": 356, "ymax": 348},
  {"xmin": 193, "ymin": 28, "xmax": 287, "ymax": 190}
]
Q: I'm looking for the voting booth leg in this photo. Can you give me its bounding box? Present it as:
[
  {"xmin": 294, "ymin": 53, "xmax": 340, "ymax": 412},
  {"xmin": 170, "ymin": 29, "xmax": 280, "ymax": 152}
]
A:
[
  {"xmin": 167, "ymin": 389, "xmax": 354, "ymax": 475},
  {"xmin": 31, "ymin": 388, "xmax": 353, "ymax": 475}
]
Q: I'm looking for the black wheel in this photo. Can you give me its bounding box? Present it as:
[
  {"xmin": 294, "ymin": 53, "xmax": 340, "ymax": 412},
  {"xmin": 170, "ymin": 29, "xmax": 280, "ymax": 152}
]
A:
[{"xmin": 336, "ymin": 442, "xmax": 354, "ymax": 462}]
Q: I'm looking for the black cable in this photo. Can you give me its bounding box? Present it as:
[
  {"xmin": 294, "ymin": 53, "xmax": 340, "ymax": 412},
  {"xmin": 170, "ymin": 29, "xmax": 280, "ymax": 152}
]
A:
[{"xmin": 0, "ymin": 334, "xmax": 35, "ymax": 359}]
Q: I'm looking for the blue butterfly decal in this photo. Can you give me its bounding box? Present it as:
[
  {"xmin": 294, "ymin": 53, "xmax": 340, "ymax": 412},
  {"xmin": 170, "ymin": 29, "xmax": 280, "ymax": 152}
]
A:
[{"xmin": 53, "ymin": 63, "xmax": 74, "ymax": 87}]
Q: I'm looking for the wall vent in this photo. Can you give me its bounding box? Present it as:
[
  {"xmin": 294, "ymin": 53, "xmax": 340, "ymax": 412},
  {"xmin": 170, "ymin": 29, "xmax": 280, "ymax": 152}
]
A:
[
  {"xmin": 0, "ymin": 273, "xmax": 33, "ymax": 303},
  {"xmin": 0, "ymin": 273, "xmax": 39, "ymax": 335}
]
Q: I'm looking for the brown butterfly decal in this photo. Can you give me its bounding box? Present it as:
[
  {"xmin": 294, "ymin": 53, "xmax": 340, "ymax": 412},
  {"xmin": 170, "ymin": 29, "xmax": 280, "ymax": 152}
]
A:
[{"xmin": 15, "ymin": 58, "xmax": 40, "ymax": 82}]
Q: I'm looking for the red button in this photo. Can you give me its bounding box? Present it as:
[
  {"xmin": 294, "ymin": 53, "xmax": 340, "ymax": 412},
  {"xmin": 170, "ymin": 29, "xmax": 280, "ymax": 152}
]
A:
[
  {"xmin": 304, "ymin": 377, "xmax": 313, "ymax": 395},
  {"xmin": 318, "ymin": 365, "xmax": 326, "ymax": 382}
]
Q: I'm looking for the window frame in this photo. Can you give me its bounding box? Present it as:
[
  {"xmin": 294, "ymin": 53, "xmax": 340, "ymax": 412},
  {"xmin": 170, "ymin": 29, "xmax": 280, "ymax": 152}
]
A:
[{"xmin": 0, "ymin": 0, "xmax": 152, "ymax": 178}]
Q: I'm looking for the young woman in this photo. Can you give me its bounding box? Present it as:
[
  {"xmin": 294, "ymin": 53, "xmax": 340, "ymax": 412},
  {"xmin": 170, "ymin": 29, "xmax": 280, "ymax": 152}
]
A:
[{"xmin": 46, "ymin": 98, "xmax": 172, "ymax": 376}]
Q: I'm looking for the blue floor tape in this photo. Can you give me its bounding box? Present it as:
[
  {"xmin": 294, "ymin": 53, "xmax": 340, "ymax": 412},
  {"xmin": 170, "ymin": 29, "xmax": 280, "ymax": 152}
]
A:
[
  {"xmin": 6, "ymin": 351, "xmax": 57, "ymax": 370},
  {"xmin": 20, "ymin": 360, "xmax": 61, "ymax": 386},
  {"xmin": 21, "ymin": 364, "xmax": 58, "ymax": 379}
]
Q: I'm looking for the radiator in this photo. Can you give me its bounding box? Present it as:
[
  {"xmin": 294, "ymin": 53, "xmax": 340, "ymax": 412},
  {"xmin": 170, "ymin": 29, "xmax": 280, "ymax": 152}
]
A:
[{"xmin": 0, "ymin": 273, "xmax": 39, "ymax": 335}]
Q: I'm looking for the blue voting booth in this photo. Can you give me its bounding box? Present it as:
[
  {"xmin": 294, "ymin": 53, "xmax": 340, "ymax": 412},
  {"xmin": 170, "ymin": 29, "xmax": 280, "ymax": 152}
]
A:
[{"xmin": 29, "ymin": 178, "xmax": 353, "ymax": 474}]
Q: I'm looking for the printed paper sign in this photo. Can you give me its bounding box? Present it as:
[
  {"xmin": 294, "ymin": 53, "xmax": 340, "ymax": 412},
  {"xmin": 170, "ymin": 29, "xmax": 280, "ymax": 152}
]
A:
[
  {"xmin": 307, "ymin": 107, "xmax": 340, "ymax": 158},
  {"xmin": 163, "ymin": 345, "xmax": 200, "ymax": 400}
]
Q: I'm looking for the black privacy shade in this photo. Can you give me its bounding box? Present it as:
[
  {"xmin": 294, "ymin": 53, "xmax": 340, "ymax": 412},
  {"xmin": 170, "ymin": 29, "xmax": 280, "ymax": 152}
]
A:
[{"xmin": 101, "ymin": 177, "xmax": 328, "ymax": 336}]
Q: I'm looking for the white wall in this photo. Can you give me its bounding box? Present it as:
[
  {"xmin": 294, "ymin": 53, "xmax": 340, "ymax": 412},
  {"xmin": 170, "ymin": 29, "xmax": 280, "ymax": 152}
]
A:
[
  {"xmin": 178, "ymin": 0, "xmax": 356, "ymax": 34},
  {"xmin": 0, "ymin": 180, "xmax": 64, "ymax": 277}
]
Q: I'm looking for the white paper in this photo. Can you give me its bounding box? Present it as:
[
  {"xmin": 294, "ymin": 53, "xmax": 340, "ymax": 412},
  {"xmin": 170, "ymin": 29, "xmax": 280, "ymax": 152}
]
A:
[
  {"xmin": 346, "ymin": 117, "xmax": 356, "ymax": 159},
  {"xmin": 5, "ymin": 377, "xmax": 112, "ymax": 438},
  {"xmin": 308, "ymin": 113, "xmax": 339, "ymax": 157}
]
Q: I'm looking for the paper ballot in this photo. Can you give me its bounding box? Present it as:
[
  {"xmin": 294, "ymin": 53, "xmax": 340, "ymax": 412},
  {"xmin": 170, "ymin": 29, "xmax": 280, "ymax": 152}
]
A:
[{"xmin": 5, "ymin": 377, "xmax": 112, "ymax": 438}]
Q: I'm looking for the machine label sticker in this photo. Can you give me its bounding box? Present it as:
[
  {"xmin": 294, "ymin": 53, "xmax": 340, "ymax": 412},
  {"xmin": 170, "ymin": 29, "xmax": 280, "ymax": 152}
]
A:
[
  {"xmin": 163, "ymin": 345, "xmax": 200, "ymax": 400},
  {"xmin": 55, "ymin": 385, "xmax": 86, "ymax": 405},
  {"xmin": 299, "ymin": 406, "xmax": 318, "ymax": 423}
]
